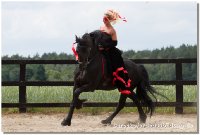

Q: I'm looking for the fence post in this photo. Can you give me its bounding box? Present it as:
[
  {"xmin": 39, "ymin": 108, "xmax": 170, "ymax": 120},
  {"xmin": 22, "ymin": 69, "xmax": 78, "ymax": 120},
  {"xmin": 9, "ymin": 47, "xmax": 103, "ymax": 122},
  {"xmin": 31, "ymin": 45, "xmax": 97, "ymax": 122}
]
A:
[
  {"xmin": 175, "ymin": 61, "xmax": 183, "ymax": 114},
  {"xmin": 19, "ymin": 63, "xmax": 27, "ymax": 113}
]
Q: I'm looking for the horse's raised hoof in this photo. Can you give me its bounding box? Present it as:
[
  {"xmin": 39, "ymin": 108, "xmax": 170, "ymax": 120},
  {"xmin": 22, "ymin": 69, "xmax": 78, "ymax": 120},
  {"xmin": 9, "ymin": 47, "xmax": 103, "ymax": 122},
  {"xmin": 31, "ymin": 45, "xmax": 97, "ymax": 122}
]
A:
[
  {"xmin": 76, "ymin": 99, "xmax": 87, "ymax": 109},
  {"xmin": 61, "ymin": 119, "xmax": 71, "ymax": 126},
  {"xmin": 139, "ymin": 115, "xmax": 147, "ymax": 123},
  {"xmin": 101, "ymin": 119, "xmax": 111, "ymax": 125}
]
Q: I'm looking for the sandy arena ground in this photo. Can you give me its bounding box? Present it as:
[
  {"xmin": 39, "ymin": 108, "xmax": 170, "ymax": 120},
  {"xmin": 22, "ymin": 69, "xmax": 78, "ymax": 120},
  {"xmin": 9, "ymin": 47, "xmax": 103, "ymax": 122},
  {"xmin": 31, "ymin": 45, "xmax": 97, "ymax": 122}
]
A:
[{"xmin": 1, "ymin": 113, "xmax": 198, "ymax": 133}]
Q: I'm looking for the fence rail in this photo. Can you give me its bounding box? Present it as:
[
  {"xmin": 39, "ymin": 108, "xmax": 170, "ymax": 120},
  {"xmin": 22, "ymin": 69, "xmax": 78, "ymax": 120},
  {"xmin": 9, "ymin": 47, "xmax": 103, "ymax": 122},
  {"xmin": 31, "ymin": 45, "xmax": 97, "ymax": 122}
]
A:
[{"xmin": 2, "ymin": 58, "xmax": 197, "ymax": 114}]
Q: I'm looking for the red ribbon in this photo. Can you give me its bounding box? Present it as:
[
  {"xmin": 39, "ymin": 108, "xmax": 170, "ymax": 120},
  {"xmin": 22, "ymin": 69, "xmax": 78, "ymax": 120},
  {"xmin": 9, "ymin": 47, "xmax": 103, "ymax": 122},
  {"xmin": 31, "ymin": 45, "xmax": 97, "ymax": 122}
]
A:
[
  {"xmin": 118, "ymin": 15, "xmax": 127, "ymax": 22},
  {"xmin": 108, "ymin": 10, "xmax": 127, "ymax": 23},
  {"xmin": 72, "ymin": 42, "xmax": 78, "ymax": 61},
  {"xmin": 119, "ymin": 89, "xmax": 131, "ymax": 95},
  {"xmin": 112, "ymin": 67, "xmax": 131, "ymax": 88}
]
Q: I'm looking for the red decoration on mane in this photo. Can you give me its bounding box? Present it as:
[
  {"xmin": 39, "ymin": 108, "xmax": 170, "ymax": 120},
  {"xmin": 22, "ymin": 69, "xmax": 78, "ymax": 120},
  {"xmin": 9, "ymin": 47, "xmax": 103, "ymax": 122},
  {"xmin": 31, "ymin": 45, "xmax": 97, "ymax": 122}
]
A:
[{"xmin": 72, "ymin": 43, "xmax": 78, "ymax": 61}]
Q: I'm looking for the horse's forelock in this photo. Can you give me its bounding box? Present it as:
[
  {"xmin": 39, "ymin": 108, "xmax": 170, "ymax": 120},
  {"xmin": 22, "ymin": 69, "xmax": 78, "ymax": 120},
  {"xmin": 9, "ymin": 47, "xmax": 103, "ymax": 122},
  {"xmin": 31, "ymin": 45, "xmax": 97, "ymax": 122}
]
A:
[
  {"xmin": 82, "ymin": 33, "xmax": 91, "ymax": 40},
  {"xmin": 79, "ymin": 33, "xmax": 92, "ymax": 46}
]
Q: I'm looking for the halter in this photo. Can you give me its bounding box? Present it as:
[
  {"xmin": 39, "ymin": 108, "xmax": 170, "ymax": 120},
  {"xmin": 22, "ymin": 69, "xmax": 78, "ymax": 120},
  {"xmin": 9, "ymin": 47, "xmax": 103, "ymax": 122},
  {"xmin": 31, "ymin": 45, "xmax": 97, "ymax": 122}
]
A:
[
  {"xmin": 72, "ymin": 31, "xmax": 102, "ymax": 66},
  {"xmin": 72, "ymin": 41, "xmax": 93, "ymax": 65}
]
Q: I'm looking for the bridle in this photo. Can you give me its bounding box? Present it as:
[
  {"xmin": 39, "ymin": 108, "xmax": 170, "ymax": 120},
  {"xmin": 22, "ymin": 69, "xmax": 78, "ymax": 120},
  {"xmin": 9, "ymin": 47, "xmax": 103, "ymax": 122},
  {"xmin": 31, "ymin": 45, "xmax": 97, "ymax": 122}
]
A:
[
  {"xmin": 72, "ymin": 33, "xmax": 100, "ymax": 66},
  {"xmin": 76, "ymin": 43, "xmax": 92, "ymax": 65}
]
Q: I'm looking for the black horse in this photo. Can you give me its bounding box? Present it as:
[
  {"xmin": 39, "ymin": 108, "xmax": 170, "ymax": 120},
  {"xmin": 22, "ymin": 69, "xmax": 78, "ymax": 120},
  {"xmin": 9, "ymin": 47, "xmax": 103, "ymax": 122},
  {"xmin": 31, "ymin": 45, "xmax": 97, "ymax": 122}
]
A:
[{"xmin": 61, "ymin": 30, "xmax": 160, "ymax": 126}]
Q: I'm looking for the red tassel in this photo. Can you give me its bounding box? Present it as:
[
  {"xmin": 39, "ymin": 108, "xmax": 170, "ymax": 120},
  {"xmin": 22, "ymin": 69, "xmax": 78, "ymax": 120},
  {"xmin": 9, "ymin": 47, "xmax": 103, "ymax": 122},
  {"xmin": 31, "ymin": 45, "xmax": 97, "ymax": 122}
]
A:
[
  {"xmin": 120, "ymin": 89, "xmax": 131, "ymax": 95},
  {"xmin": 72, "ymin": 43, "xmax": 78, "ymax": 61},
  {"xmin": 118, "ymin": 15, "xmax": 127, "ymax": 22}
]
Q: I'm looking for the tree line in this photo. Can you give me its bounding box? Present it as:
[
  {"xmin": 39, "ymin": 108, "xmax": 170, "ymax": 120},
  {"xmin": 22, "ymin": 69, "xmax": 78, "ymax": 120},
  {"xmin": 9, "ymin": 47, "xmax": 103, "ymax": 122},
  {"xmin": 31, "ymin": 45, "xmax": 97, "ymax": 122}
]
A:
[{"xmin": 2, "ymin": 44, "xmax": 197, "ymax": 81}]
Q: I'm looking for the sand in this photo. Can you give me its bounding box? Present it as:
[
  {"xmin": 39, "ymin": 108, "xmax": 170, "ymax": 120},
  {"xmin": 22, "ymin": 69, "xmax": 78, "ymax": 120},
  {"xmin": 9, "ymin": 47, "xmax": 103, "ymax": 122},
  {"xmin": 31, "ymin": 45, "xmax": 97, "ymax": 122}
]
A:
[{"xmin": 2, "ymin": 113, "xmax": 197, "ymax": 133}]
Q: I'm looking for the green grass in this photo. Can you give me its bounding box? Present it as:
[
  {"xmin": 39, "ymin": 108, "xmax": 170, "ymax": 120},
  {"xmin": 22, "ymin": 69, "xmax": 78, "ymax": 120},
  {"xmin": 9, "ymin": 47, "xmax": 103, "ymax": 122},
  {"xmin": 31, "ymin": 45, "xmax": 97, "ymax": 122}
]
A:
[{"xmin": 1, "ymin": 85, "xmax": 197, "ymax": 114}]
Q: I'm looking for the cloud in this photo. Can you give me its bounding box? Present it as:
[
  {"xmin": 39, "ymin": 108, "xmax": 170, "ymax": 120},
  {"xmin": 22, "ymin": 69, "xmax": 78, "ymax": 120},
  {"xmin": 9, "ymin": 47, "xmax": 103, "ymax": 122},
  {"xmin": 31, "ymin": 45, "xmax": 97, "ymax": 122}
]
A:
[
  {"xmin": 2, "ymin": 2, "xmax": 197, "ymax": 56},
  {"xmin": 3, "ymin": 2, "xmax": 69, "ymax": 40}
]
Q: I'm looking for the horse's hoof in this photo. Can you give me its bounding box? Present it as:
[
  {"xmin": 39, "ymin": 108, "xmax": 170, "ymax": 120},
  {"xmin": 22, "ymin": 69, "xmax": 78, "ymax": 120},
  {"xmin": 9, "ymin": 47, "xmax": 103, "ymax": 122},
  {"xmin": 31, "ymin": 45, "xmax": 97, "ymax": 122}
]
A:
[
  {"xmin": 101, "ymin": 119, "xmax": 111, "ymax": 125},
  {"xmin": 139, "ymin": 115, "xmax": 147, "ymax": 123},
  {"xmin": 61, "ymin": 119, "xmax": 71, "ymax": 126}
]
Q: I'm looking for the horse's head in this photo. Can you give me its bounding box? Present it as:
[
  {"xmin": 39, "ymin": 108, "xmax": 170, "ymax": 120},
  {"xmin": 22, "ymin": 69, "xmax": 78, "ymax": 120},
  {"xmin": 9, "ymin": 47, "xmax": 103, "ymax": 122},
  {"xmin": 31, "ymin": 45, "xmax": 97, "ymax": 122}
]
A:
[{"xmin": 75, "ymin": 33, "xmax": 93, "ymax": 64}]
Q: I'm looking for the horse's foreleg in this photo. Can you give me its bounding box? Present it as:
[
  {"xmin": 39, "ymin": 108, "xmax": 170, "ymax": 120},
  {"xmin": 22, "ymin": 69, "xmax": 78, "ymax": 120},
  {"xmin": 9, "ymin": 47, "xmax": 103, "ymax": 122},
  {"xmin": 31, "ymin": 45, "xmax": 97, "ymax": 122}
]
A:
[
  {"xmin": 61, "ymin": 102, "xmax": 75, "ymax": 126},
  {"xmin": 72, "ymin": 84, "xmax": 87, "ymax": 109},
  {"xmin": 128, "ymin": 93, "xmax": 147, "ymax": 123},
  {"xmin": 61, "ymin": 84, "xmax": 90, "ymax": 126},
  {"xmin": 101, "ymin": 94, "xmax": 127, "ymax": 124}
]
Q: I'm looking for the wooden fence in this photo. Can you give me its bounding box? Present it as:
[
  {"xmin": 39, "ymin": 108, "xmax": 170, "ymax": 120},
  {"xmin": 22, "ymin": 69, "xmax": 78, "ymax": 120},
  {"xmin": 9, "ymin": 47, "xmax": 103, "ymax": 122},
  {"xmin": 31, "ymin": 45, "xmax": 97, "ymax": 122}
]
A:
[{"xmin": 2, "ymin": 58, "xmax": 197, "ymax": 114}]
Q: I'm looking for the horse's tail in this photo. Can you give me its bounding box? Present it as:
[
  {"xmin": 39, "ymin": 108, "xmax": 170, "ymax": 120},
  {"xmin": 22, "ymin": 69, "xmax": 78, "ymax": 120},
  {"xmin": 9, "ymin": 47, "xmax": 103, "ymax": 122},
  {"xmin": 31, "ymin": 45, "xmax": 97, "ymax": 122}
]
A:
[{"xmin": 136, "ymin": 65, "xmax": 157, "ymax": 117}]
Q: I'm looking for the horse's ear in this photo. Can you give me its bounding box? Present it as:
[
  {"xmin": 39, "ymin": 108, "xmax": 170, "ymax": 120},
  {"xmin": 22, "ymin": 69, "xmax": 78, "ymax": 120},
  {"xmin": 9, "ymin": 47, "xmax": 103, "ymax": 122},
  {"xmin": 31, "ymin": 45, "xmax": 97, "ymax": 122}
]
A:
[
  {"xmin": 89, "ymin": 33, "xmax": 95, "ymax": 38},
  {"xmin": 75, "ymin": 35, "xmax": 79, "ymax": 43}
]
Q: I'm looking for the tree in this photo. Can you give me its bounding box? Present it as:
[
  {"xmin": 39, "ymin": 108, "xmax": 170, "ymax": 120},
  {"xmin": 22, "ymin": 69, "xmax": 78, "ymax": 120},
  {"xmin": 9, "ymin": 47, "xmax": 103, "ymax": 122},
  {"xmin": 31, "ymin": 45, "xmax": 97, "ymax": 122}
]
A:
[
  {"xmin": 46, "ymin": 70, "xmax": 61, "ymax": 81},
  {"xmin": 34, "ymin": 65, "xmax": 47, "ymax": 81},
  {"xmin": 1, "ymin": 45, "xmax": 197, "ymax": 81},
  {"xmin": 26, "ymin": 68, "xmax": 34, "ymax": 81},
  {"xmin": 2, "ymin": 66, "xmax": 10, "ymax": 81},
  {"xmin": 9, "ymin": 67, "xmax": 19, "ymax": 81}
]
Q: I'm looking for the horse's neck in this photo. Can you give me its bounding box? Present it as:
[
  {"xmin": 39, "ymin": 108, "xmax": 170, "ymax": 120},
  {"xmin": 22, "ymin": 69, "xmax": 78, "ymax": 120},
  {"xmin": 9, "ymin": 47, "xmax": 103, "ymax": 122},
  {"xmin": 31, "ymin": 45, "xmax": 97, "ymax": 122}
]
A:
[
  {"xmin": 87, "ymin": 32, "xmax": 102, "ymax": 65},
  {"xmin": 88, "ymin": 44, "xmax": 99, "ymax": 60},
  {"xmin": 88, "ymin": 51, "xmax": 101, "ymax": 65},
  {"xmin": 77, "ymin": 52, "xmax": 102, "ymax": 80}
]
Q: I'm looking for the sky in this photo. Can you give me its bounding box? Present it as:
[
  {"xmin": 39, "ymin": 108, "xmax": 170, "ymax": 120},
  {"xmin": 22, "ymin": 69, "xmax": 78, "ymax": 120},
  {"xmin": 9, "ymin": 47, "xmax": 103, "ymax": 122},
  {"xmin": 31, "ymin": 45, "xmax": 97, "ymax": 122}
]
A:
[{"xmin": 1, "ymin": 1, "xmax": 197, "ymax": 57}]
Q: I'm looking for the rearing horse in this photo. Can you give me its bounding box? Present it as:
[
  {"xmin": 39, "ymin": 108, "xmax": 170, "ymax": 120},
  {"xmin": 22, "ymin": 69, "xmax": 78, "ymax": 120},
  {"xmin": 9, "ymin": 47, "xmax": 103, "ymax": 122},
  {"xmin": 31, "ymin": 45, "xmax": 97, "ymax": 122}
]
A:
[{"xmin": 61, "ymin": 30, "xmax": 159, "ymax": 126}]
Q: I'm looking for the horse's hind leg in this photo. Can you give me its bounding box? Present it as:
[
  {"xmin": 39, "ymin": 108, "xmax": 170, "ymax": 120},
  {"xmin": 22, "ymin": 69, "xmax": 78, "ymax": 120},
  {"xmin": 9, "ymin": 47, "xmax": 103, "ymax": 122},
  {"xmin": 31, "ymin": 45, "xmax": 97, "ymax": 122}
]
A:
[
  {"xmin": 128, "ymin": 93, "xmax": 147, "ymax": 123},
  {"xmin": 101, "ymin": 94, "xmax": 127, "ymax": 124}
]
